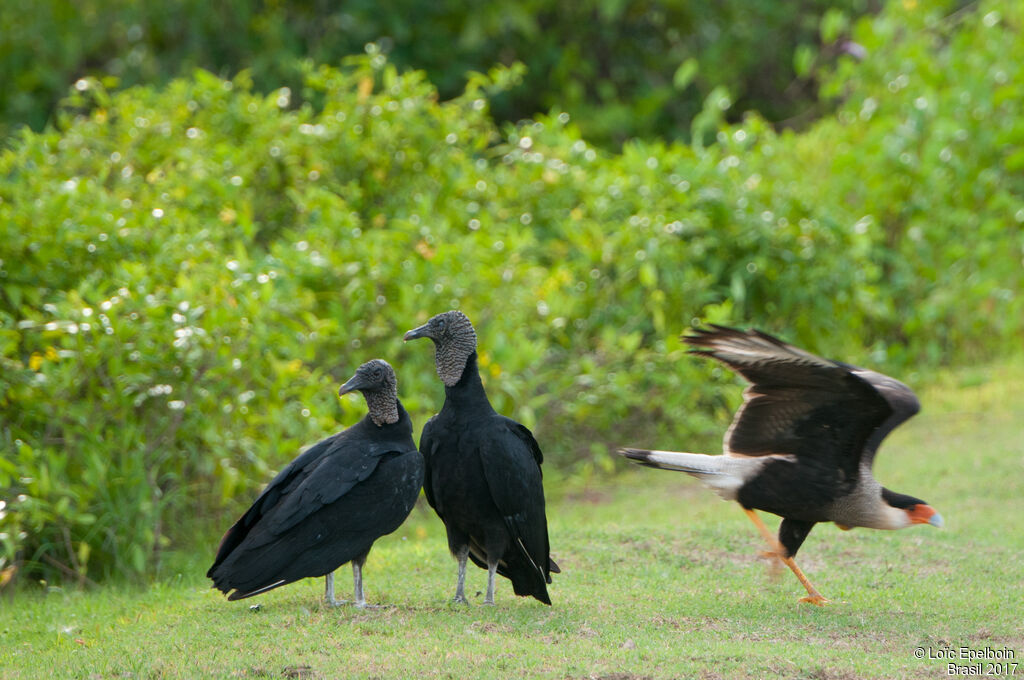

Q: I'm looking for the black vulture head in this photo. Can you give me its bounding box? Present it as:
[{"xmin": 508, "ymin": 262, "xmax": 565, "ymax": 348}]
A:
[
  {"xmin": 339, "ymin": 359, "xmax": 399, "ymax": 426},
  {"xmin": 403, "ymin": 310, "xmax": 477, "ymax": 386}
]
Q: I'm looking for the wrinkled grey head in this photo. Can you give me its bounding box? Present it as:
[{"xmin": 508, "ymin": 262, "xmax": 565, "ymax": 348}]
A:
[
  {"xmin": 403, "ymin": 310, "xmax": 477, "ymax": 387},
  {"xmin": 338, "ymin": 359, "xmax": 399, "ymax": 426}
]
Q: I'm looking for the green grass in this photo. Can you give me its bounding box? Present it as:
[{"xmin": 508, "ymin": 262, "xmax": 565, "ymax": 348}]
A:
[{"xmin": 3, "ymin": 362, "xmax": 1023, "ymax": 679}]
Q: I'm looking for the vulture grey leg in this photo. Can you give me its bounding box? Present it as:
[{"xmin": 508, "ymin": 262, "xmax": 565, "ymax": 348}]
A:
[
  {"xmin": 352, "ymin": 555, "xmax": 380, "ymax": 609},
  {"xmin": 353, "ymin": 560, "xmax": 366, "ymax": 608},
  {"xmin": 324, "ymin": 571, "xmax": 346, "ymax": 607},
  {"xmin": 483, "ymin": 559, "xmax": 498, "ymax": 606},
  {"xmin": 453, "ymin": 546, "xmax": 470, "ymax": 605}
]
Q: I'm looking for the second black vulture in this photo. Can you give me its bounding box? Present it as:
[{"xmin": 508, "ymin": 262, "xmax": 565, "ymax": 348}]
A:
[
  {"xmin": 620, "ymin": 325, "xmax": 943, "ymax": 605},
  {"xmin": 404, "ymin": 310, "xmax": 559, "ymax": 605},
  {"xmin": 207, "ymin": 359, "xmax": 423, "ymax": 607}
]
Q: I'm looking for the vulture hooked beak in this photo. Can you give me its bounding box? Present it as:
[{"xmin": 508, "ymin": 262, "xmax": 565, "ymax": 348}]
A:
[
  {"xmin": 403, "ymin": 324, "xmax": 430, "ymax": 342},
  {"xmin": 338, "ymin": 373, "xmax": 369, "ymax": 396}
]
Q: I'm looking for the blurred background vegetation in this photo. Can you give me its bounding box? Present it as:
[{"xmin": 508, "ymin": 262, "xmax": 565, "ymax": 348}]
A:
[
  {"xmin": 1, "ymin": 0, "xmax": 879, "ymax": 146},
  {"xmin": 0, "ymin": 0, "xmax": 1021, "ymax": 585}
]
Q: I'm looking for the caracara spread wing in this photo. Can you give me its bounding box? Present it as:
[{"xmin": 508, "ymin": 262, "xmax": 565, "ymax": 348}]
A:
[{"xmin": 689, "ymin": 325, "xmax": 919, "ymax": 466}]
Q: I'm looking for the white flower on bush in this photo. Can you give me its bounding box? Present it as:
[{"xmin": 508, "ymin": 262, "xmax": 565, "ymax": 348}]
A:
[{"xmin": 173, "ymin": 325, "xmax": 206, "ymax": 348}]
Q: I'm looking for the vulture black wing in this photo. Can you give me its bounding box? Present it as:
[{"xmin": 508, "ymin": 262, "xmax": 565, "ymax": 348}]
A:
[
  {"xmin": 207, "ymin": 411, "xmax": 422, "ymax": 599},
  {"xmin": 208, "ymin": 416, "xmax": 414, "ymax": 572},
  {"xmin": 209, "ymin": 434, "xmax": 339, "ymax": 571},
  {"xmin": 417, "ymin": 413, "xmax": 446, "ymax": 519},
  {"xmin": 684, "ymin": 325, "xmax": 914, "ymax": 471},
  {"xmin": 253, "ymin": 441, "xmax": 386, "ymax": 542},
  {"xmin": 474, "ymin": 416, "xmax": 554, "ymax": 590}
]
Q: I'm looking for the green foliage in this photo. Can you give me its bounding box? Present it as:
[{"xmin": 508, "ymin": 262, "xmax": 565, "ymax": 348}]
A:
[
  {"xmin": 0, "ymin": 0, "xmax": 869, "ymax": 146},
  {"xmin": 811, "ymin": 0, "xmax": 1024, "ymax": 363},
  {"xmin": 1, "ymin": 0, "xmax": 1022, "ymax": 585}
]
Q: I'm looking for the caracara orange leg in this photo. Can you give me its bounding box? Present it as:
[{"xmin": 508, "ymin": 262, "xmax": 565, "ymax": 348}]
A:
[{"xmin": 742, "ymin": 508, "xmax": 828, "ymax": 606}]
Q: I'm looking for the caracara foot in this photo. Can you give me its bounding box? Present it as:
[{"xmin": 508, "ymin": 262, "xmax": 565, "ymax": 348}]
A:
[
  {"xmin": 798, "ymin": 593, "xmax": 829, "ymax": 606},
  {"xmin": 354, "ymin": 602, "xmax": 385, "ymax": 610},
  {"xmin": 325, "ymin": 598, "xmax": 349, "ymax": 607},
  {"xmin": 451, "ymin": 595, "xmax": 470, "ymax": 606}
]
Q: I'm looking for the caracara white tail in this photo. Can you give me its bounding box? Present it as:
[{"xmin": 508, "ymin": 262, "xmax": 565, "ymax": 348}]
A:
[{"xmin": 618, "ymin": 448, "xmax": 776, "ymax": 500}]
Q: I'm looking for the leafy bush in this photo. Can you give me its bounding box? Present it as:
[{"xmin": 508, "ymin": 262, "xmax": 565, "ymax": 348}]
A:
[
  {"xmin": 1, "ymin": 0, "xmax": 1021, "ymax": 584},
  {"xmin": 0, "ymin": 0, "xmax": 870, "ymax": 145},
  {"xmin": 807, "ymin": 0, "xmax": 1024, "ymax": 363}
]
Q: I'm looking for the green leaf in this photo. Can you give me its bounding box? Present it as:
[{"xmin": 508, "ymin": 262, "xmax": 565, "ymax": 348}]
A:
[
  {"xmin": 794, "ymin": 44, "xmax": 816, "ymax": 79},
  {"xmin": 1003, "ymin": 148, "xmax": 1024, "ymax": 173},
  {"xmin": 821, "ymin": 9, "xmax": 849, "ymax": 44},
  {"xmin": 673, "ymin": 58, "xmax": 699, "ymax": 91},
  {"xmin": 639, "ymin": 262, "xmax": 658, "ymax": 288}
]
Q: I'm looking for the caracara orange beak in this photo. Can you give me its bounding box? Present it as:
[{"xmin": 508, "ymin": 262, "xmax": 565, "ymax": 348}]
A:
[{"xmin": 909, "ymin": 504, "xmax": 944, "ymax": 528}]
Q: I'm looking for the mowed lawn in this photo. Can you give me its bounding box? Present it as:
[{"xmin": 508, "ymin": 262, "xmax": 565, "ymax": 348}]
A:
[{"xmin": 2, "ymin": 364, "xmax": 1022, "ymax": 679}]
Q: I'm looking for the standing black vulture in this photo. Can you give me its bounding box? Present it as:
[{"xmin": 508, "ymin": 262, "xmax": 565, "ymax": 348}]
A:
[
  {"xmin": 207, "ymin": 359, "xmax": 423, "ymax": 607},
  {"xmin": 404, "ymin": 310, "xmax": 559, "ymax": 605},
  {"xmin": 619, "ymin": 325, "xmax": 943, "ymax": 605}
]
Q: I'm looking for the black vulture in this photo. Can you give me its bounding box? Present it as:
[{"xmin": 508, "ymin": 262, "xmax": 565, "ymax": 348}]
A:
[
  {"xmin": 207, "ymin": 359, "xmax": 424, "ymax": 607},
  {"xmin": 620, "ymin": 325, "xmax": 943, "ymax": 605},
  {"xmin": 403, "ymin": 310, "xmax": 559, "ymax": 605}
]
